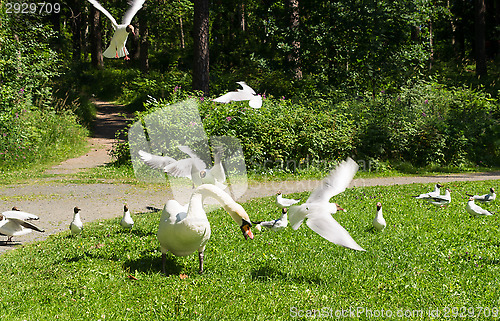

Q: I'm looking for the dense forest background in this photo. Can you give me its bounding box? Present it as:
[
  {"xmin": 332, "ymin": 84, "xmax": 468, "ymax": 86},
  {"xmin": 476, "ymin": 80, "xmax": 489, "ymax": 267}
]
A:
[{"xmin": 1, "ymin": 0, "xmax": 499, "ymax": 172}]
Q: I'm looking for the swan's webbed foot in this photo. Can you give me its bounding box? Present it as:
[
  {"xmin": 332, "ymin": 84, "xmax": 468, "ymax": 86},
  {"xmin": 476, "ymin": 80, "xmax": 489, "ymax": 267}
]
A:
[{"xmin": 198, "ymin": 251, "xmax": 204, "ymax": 274}]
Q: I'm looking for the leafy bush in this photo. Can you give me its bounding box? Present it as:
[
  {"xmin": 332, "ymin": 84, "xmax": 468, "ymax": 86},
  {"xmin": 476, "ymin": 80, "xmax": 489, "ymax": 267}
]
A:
[{"xmin": 112, "ymin": 81, "xmax": 499, "ymax": 171}]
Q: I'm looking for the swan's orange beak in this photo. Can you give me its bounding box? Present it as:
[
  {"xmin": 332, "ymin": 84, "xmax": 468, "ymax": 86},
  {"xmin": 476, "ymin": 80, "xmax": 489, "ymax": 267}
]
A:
[{"xmin": 240, "ymin": 220, "xmax": 254, "ymax": 240}]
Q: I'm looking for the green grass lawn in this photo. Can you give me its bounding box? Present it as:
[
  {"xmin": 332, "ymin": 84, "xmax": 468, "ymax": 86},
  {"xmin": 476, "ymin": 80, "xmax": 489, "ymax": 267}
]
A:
[{"xmin": 0, "ymin": 180, "xmax": 499, "ymax": 320}]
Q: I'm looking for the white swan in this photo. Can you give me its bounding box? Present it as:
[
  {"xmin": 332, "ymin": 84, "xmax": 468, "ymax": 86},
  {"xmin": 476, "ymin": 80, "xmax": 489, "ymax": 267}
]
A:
[
  {"xmin": 86, "ymin": 0, "xmax": 145, "ymax": 60},
  {"xmin": 120, "ymin": 204, "xmax": 134, "ymax": 232},
  {"xmin": 466, "ymin": 187, "xmax": 496, "ymax": 203},
  {"xmin": 213, "ymin": 81, "xmax": 262, "ymax": 108},
  {"xmin": 276, "ymin": 191, "xmax": 301, "ymax": 209},
  {"xmin": 70, "ymin": 207, "xmax": 83, "ymax": 236},
  {"xmin": 0, "ymin": 207, "xmax": 44, "ymax": 242},
  {"xmin": 288, "ymin": 157, "xmax": 365, "ymax": 251},
  {"xmin": 372, "ymin": 202, "xmax": 386, "ymax": 231},
  {"xmin": 157, "ymin": 184, "xmax": 254, "ymax": 274}
]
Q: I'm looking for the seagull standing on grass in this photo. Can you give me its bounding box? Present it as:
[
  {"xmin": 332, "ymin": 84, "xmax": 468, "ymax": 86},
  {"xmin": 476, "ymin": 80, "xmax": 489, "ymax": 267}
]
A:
[
  {"xmin": 427, "ymin": 189, "xmax": 452, "ymax": 207},
  {"xmin": 70, "ymin": 207, "xmax": 83, "ymax": 236},
  {"xmin": 288, "ymin": 157, "xmax": 365, "ymax": 251},
  {"xmin": 466, "ymin": 188, "xmax": 496, "ymax": 203},
  {"xmin": 252, "ymin": 208, "xmax": 288, "ymax": 232},
  {"xmin": 412, "ymin": 183, "xmax": 443, "ymax": 199},
  {"xmin": 466, "ymin": 197, "xmax": 494, "ymax": 217},
  {"xmin": 372, "ymin": 202, "xmax": 386, "ymax": 231},
  {"xmin": 213, "ymin": 82, "xmax": 262, "ymax": 108},
  {"xmin": 86, "ymin": 0, "xmax": 145, "ymax": 60},
  {"xmin": 0, "ymin": 207, "xmax": 44, "ymax": 242},
  {"xmin": 120, "ymin": 204, "xmax": 134, "ymax": 232}
]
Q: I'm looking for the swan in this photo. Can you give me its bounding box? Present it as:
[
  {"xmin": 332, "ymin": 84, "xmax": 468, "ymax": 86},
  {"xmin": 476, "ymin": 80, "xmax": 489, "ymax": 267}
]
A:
[
  {"xmin": 372, "ymin": 202, "xmax": 386, "ymax": 231},
  {"xmin": 466, "ymin": 187, "xmax": 496, "ymax": 203},
  {"xmin": 412, "ymin": 183, "xmax": 443, "ymax": 199},
  {"xmin": 157, "ymin": 184, "xmax": 254, "ymax": 274},
  {"xmin": 120, "ymin": 204, "xmax": 134, "ymax": 232},
  {"xmin": 466, "ymin": 197, "xmax": 494, "ymax": 217},
  {"xmin": 0, "ymin": 207, "xmax": 44, "ymax": 242},
  {"xmin": 70, "ymin": 207, "xmax": 83, "ymax": 236},
  {"xmin": 275, "ymin": 191, "xmax": 301, "ymax": 208},
  {"xmin": 86, "ymin": 0, "xmax": 145, "ymax": 60},
  {"xmin": 252, "ymin": 208, "xmax": 288, "ymax": 232},
  {"xmin": 213, "ymin": 81, "xmax": 262, "ymax": 108},
  {"xmin": 288, "ymin": 157, "xmax": 365, "ymax": 251}
]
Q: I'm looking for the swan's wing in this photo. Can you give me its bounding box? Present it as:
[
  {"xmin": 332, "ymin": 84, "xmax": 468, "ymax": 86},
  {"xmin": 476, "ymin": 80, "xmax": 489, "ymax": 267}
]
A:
[
  {"xmin": 121, "ymin": 0, "xmax": 145, "ymax": 25},
  {"xmin": 138, "ymin": 150, "xmax": 176, "ymax": 170},
  {"xmin": 86, "ymin": 0, "xmax": 118, "ymax": 28},
  {"xmin": 2, "ymin": 210, "xmax": 39, "ymax": 221},
  {"xmin": 306, "ymin": 157, "xmax": 358, "ymax": 204},
  {"xmin": 305, "ymin": 211, "xmax": 365, "ymax": 251}
]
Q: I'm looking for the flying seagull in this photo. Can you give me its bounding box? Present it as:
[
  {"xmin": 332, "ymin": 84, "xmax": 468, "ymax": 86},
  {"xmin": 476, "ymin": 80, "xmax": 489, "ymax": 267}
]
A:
[
  {"xmin": 213, "ymin": 82, "xmax": 262, "ymax": 108},
  {"xmin": 288, "ymin": 157, "xmax": 365, "ymax": 251},
  {"xmin": 86, "ymin": 0, "xmax": 145, "ymax": 60}
]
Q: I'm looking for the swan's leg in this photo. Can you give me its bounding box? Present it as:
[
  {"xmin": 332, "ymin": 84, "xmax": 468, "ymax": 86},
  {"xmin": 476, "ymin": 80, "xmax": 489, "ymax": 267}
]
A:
[
  {"xmin": 198, "ymin": 251, "xmax": 204, "ymax": 274},
  {"xmin": 162, "ymin": 253, "xmax": 166, "ymax": 274}
]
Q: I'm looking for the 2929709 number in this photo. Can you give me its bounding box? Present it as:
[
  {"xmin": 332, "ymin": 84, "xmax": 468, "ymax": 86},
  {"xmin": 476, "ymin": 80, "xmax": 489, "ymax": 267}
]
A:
[{"xmin": 6, "ymin": 2, "xmax": 60, "ymax": 14}]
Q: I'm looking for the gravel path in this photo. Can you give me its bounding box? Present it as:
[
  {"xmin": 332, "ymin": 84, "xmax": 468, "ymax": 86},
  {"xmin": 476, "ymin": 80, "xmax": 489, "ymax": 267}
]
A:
[{"xmin": 1, "ymin": 100, "xmax": 499, "ymax": 254}]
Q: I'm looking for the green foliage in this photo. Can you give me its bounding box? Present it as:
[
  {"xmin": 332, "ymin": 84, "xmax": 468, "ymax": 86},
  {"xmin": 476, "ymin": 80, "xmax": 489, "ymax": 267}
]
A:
[
  {"xmin": 0, "ymin": 180, "xmax": 499, "ymax": 319},
  {"xmin": 0, "ymin": 9, "xmax": 89, "ymax": 170}
]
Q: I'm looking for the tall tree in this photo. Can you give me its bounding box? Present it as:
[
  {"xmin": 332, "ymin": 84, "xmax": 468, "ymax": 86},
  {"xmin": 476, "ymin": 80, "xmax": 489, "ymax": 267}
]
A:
[
  {"xmin": 475, "ymin": 0, "xmax": 487, "ymax": 77},
  {"xmin": 288, "ymin": 0, "xmax": 302, "ymax": 79},
  {"xmin": 139, "ymin": 1, "xmax": 149, "ymax": 73},
  {"xmin": 90, "ymin": 7, "xmax": 104, "ymax": 69},
  {"xmin": 193, "ymin": 0, "xmax": 210, "ymax": 95}
]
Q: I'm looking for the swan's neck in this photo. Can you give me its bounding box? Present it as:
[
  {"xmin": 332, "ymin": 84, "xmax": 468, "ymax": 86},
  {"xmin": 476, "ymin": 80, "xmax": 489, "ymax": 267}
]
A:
[{"xmin": 189, "ymin": 184, "xmax": 247, "ymax": 224}]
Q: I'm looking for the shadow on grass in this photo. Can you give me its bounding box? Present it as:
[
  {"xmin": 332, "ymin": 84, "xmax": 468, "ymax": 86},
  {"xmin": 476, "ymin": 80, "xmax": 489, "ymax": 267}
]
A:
[
  {"xmin": 251, "ymin": 264, "xmax": 322, "ymax": 284},
  {"xmin": 124, "ymin": 252, "xmax": 183, "ymax": 276}
]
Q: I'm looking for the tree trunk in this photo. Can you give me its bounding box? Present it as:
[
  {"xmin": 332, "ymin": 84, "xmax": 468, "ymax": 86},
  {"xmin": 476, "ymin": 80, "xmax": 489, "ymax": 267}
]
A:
[
  {"xmin": 69, "ymin": 0, "xmax": 83, "ymax": 61},
  {"xmin": 239, "ymin": 1, "xmax": 246, "ymax": 31},
  {"xmin": 139, "ymin": 2, "xmax": 149, "ymax": 73},
  {"xmin": 193, "ymin": 0, "xmax": 210, "ymax": 95},
  {"xmin": 475, "ymin": 0, "xmax": 487, "ymax": 77},
  {"xmin": 288, "ymin": 0, "xmax": 302, "ymax": 80},
  {"xmin": 90, "ymin": 7, "xmax": 104, "ymax": 69}
]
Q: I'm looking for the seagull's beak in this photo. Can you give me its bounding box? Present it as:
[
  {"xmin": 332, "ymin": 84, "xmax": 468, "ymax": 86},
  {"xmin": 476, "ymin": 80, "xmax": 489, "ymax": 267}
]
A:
[
  {"xmin": 240, "ymin": 220, "xmax": 254, "ymax": 240},
  {"xmin": 336, "ymin": 203, "xmax": 346, "ymax": 212}
]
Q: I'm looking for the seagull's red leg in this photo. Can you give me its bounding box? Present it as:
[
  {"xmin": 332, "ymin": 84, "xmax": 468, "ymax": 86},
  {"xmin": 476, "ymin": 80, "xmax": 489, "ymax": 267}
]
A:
[
  {"xmin": 124, "ymin": 55, "xmax": 130, "ymax": 61},
  {"xmin": 115, "ymin": 51, "xmax": 119, "ymax": 58}
]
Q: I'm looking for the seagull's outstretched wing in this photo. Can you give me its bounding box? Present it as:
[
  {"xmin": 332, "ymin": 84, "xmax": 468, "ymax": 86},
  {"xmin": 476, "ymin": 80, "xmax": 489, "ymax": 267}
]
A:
[
  {"xmin": 122, "ymin": 0, "xmax": 146, "ymax": 25},
  {"xmin": 305, "ymin": 212, "xmax": 365, "ymax": 251},
  {"xmin": 6, "ymin": 217, "xmax": 45, "ymax": 233},
  {"xmin": 306, "ymin": 157, "xmax": 358, "ymax": 204},
  {"xmin": 139, "ymin": 150, "xmax": 176, "ymax": 170},
  {"xmin": 2, "ymin": 210, "xmax": 39, "ymax": 221},
  {"xmin": 213, "ymin": 82, "xmax": 256, "ymax": 103},
  {"xmin": 86, "ymin": 0, "xmax": 118, "ymax": 28}
]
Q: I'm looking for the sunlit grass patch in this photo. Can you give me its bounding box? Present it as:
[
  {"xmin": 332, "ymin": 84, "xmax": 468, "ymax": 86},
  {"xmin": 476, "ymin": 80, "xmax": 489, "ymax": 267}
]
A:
[{"xmin": 0, "ymin": 180, "xmax": 499, "ymax": 320}]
